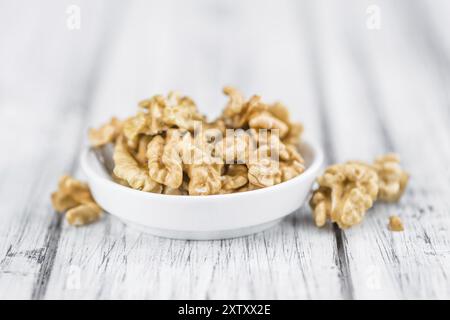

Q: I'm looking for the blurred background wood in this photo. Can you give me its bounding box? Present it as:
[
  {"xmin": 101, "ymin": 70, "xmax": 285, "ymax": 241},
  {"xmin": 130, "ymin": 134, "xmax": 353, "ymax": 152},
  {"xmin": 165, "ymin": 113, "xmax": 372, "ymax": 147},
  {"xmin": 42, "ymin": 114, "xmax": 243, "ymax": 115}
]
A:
[{"xmin": 0, "ymin": 0, "xmax": 449, "ymax": 299}]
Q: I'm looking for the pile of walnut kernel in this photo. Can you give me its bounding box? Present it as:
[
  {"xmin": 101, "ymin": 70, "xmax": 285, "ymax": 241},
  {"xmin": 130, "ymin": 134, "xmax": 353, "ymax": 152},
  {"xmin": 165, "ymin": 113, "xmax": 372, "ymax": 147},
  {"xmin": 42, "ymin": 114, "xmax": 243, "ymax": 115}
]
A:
[
  {"xmin": 310, "ymin": 154, "xmax": 409, "ymax": 229},
  {"xmin": 51, "ymin": 87, "xmax": 408, "ymax": 230},
  {"xmin": 88, "ymin": 87, "xmax": 306, "ymax": 196}
]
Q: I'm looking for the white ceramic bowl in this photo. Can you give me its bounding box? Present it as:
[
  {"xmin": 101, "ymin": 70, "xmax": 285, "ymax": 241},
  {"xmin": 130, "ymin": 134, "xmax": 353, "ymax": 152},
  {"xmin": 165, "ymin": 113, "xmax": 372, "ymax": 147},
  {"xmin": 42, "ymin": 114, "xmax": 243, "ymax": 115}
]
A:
[{"xmin": 81, "ymin": 141, "xmax": 323, "ymax": 240}]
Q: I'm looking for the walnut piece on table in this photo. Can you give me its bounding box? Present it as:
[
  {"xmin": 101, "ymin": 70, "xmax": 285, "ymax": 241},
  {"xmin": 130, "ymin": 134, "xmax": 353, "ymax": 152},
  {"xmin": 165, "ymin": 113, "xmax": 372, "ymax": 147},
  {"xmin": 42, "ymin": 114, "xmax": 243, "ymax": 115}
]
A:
[
  {"xmin": 309, "ymin": 162, "xmax": 379, "ymax": 229},
  {"xmin": 388, "ymin": 215, "xmax": 404, "ymax": 232},
  {"xmin": 310, "ymin": 154, "xmax": 409, "ymax": 229},
  {"xmin": 51, "ymin": 175, "xmax": 95, "ymax": 212},
  {"xmin": 51, "ymin": 175, "xmax": 102, "ymax": 226},
  {"xmin": 373, "ymin": 153, "xmax": 409, "ymax": 202},
  {"xmin": 66, "ymin": 203, "xmax": 102, "ymax": 226}
]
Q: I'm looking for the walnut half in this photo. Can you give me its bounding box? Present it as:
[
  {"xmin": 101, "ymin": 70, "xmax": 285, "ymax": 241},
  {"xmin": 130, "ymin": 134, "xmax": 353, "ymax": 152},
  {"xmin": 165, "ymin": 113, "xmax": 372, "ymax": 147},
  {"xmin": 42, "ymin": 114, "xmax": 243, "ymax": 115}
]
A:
[
  {"xmin": 51, "ymin": 175, "xmax": 102, "ymax": 226},
  {"xmin": 309, "ymin": 162, "xmax": 379, "ymax": 229},
  {"xmin": 88, "ymin": 117, "xmax": 123, "ymax": 147},
  {"xmin": 373, "ymin": 154, "xmax": 409, "ymax": 202},
  {"xmin": 113, "ymin": 136, "xmax": 162, "ymax": 193},
  {"xmin": 66, "ymin": 203, "xmax": 102, "ymax": 226}
]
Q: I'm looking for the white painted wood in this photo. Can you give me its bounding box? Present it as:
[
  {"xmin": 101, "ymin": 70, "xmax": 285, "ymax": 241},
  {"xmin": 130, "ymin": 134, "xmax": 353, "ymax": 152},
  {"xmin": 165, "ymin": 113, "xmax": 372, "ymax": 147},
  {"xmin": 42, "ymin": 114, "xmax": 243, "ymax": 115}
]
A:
[
  {"xmin": 302, "ymin": 0, "xmax": 450, "ymax": 299},
  {"xmin": 0, "ymin": 0, "xmax": 127, "ymax": 299},
  {"xmin": 44, "ymin": 0, "xmax": 343, "ymax": 300},
  {"xmin": 0, "ymin": 0, "xmax": 449, "ymax": 299}
]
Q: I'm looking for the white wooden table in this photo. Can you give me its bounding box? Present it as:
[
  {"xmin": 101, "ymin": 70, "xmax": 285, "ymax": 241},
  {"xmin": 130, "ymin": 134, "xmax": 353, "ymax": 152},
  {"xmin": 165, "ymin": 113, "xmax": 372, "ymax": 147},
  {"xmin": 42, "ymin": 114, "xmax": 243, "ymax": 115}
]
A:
[{"xmin": 1, "ymin": 0, "xmax": 449, "ymax": 299}]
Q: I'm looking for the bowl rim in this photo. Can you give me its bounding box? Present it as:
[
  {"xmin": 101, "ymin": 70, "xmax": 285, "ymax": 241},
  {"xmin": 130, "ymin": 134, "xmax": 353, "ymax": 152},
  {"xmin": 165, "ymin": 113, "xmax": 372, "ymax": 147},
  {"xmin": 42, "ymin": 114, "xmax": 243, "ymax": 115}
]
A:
[{"xmin": 81, "ymin": 139, "xmax": 323, "ymax": 200}]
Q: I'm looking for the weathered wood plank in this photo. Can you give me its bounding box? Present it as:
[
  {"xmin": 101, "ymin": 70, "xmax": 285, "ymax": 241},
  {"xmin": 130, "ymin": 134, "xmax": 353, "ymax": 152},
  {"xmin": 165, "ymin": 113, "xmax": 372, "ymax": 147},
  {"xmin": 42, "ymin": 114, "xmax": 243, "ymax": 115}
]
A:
[
  {"xmin": 304, "ymin": 0, "xmax": 450, "ymax": 299},
  {"xmin": 1, "ymin": 0, "xmax": 449, "ymax": 300},
  {"xmin": 0, "ymin": 0, "xmax": 126, "ymax": 299}
]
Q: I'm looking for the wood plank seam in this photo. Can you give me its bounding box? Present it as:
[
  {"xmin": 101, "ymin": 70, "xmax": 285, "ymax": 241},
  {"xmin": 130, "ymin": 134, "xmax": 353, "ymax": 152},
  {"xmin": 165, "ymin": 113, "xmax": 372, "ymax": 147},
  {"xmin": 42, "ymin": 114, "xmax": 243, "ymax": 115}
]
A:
[{"xmin": 297, "ymin": 0, "xmax": 355, "ymax": 299}]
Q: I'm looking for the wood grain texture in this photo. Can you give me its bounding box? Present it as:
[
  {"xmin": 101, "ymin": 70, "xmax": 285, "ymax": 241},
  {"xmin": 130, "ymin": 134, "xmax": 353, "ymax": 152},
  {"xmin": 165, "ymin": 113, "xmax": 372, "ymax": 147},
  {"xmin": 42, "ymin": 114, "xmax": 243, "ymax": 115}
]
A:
[{"xmin": 0, "ymin": 0, "xmax": 449, "ymax": 299}]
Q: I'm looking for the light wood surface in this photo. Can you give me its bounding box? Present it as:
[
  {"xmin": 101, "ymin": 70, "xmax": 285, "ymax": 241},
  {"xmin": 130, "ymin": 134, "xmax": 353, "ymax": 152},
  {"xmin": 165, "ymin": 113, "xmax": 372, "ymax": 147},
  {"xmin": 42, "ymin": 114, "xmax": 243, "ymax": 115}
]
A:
[{"xmin": 0, "ymin": 0, "xmax": 449, "ymax": 299}]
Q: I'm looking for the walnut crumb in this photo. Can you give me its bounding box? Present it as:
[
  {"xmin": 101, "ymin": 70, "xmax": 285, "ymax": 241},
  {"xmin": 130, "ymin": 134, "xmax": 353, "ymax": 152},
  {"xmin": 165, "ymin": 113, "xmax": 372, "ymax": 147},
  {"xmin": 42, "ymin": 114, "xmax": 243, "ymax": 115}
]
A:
[{"xmin": 388, "ymin": 215, "xmax": 404, "ymax": 232}]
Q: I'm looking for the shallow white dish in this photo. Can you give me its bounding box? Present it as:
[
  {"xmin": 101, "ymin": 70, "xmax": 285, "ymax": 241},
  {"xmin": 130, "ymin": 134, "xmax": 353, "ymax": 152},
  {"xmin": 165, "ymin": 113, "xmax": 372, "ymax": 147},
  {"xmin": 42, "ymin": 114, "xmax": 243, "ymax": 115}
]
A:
[{"xmin": 81, "ymin": 141, "xmax": 323, "ymax": 240}]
